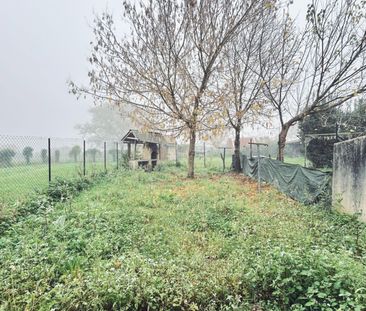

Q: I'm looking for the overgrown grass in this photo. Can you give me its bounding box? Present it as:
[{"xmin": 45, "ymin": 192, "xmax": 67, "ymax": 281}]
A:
[
  {"xmin": 0, "ymin": 162, "xmax": 117, "ymax": 205},
  {"xmin": 0, "ymin": 166, "xmax": 365, "ymax": 310},
  {"xmin": 0, "ymin": 171, "xmax": 110, "ymax": 235}
]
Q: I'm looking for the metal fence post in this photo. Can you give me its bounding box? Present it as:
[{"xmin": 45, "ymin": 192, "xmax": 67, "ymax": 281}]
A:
[
  {"xmin": 48, "ymin": 138, "xmax": 51, "ymax": 182},
  {"xmin": 104, "ymin": 142, "xmax": 107, "ymax": 172},
  {"xmin": 257, "ymin": 144, "xmax": 261, "ymax": 193},
  {"xmin": 223, "ymin": 147, "xmax": 226, "ymax": 172},
  {"xmin": 250, "ymin": 138, "xmax": 253, "ymax": 159},
  {"xmin": 83, "ymin": 140, "xmax": 86, "ymax": 176},
  {"xmin": 116, "ymin": 142, "xmax": 119, "ymax": 170},
  {"xmin": 304, "ymin": 137, "xmax": 308, "ymax": 168}
]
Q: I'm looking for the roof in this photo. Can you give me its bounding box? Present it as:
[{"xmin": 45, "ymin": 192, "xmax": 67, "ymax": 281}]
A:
[{"xmin": 121, "ymin": 129, "xmax": 175, "ymax": 144}]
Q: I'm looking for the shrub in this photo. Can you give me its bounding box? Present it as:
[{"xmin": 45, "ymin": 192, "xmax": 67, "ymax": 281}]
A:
[
  {"xmin": 306, "ymin": 138, "xmax": 336, "ymax": 168},
  {"xmin": 245, "ymin": 247, "xmax": 366, "ymax": 310},
  {"xmin": 120, "ymin": 152, "xmax": 130, "ymax": 169}
]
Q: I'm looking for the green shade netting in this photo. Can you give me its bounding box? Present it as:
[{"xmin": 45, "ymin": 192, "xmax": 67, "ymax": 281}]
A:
[{"xmin": 242, "ymin": 155, "xmax": 331, "ymax": 204}]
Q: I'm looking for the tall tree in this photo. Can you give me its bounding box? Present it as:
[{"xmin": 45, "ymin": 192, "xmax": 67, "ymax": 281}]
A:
[
  {"xmin": 71, "ymin": 0, "xmax": 261, "ymax": 178},
  {"xmin": 69, "ymin": 145, "xmax": 81, "ymax": 163},
  {"xmin": 219, "ymin": 5, "xmax": 275, "ymax": 172},
  {"xmin": 76, "ymin": 104, "xmax": 132, "ymax": 141},
  {"xmin": 259, "ymin": 6, "xmax": 310, "ymax": 161},
  {"xmin": 22, "ymin": 147, "xmax": 33, "ymax": 165},
  {"xmin": 262, "ymin": 0, "xmax": 366, "ymax": 161},
  {"xmin": 86, "ymin": 148, "xmax": 101, "ymax": 163}
]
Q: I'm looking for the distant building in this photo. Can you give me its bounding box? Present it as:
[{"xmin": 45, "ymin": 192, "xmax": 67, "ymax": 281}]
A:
[
  {"xmin": 240, "ymin": 137, "xmax": 253, "ymax": 147},
  {"xmin": 121, "ymin": 129, "xmax": 176, "ymax": 169},
  {"xmin": 224, "ymin": 137, "xmax": 253, "ymax": 149}
]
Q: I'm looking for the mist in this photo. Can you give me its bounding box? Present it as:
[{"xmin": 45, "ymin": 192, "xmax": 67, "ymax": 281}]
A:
[
  {"xmin": 0, "ymin": 0, "xmax": 123, "ymax": 138},
  {"xmin": 0, "ymin": 0, "xmax": 306, "ymax": 139}
]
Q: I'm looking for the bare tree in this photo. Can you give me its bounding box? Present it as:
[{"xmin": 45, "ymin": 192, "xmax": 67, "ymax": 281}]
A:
[
  {"xmin": 70, "ymin": 0, "xmax": 261, "ymax": 178},
  {"xmin": 76, "ymin": 104, "xmax": 132, "ymax": 141},
  {"xmin": 261, "ymin": 0, "xmax": 366, "ymax": 161},
  {"xmin": 219, "ymin": 6, "xmax": 275, "ymax": 172},
  {"xmin": 259, "ymin": 7, "xmax": 311, "ymax": 161}
]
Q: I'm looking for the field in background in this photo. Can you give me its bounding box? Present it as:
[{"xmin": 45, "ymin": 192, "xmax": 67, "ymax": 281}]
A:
[
  {"xmin": 0, "ymin": 167, "xmax": 365, "ymax": 310},
  {"xmin": 284, "ymin": 156, "xmax": 307, "ymax": 166},
  {"xmin": 0, "ymin": 149, "xmax": 226, "ymax": 206},
  {"xmin": 0, "ymin": 162, "xmax": 117, "ymax": 205}
]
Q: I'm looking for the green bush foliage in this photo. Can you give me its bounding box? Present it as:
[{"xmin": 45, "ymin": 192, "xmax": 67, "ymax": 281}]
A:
[{"xmin": 307, "ymin": 138, "xmax": 337, "ymax": 168}]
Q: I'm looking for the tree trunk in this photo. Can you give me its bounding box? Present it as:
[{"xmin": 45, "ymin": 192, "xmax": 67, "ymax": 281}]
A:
[
  {"xmin": 233, "ymin": 127, "xmax": 241, "ymax": 172},
  {"xmin": 187, "ymin": 127, "xmax": 196, "ymax": 178},
  {"xmin": 277, "ymin": 124, "xmax": 290, "ymax": 162}
]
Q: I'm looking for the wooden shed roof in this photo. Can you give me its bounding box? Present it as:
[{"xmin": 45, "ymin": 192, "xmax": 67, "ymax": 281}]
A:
[{"xmin": 121, "ymin": 129, "xmax": 175, "ymax": 144}]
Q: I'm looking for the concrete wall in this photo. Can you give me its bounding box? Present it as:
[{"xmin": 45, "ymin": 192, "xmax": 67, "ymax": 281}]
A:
[{"xmin": 333, "ymin": 136, "xmax": 366, "ymax": 222}]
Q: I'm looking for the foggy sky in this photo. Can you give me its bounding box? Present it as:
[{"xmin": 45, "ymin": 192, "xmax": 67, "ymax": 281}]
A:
[
  {"xmin": 0, "ymin": 0, "xmax": 306, "ymax": 139},
  {"xmin": 0, "ymin": 0, "xmax": 122, "ymax": 138}
]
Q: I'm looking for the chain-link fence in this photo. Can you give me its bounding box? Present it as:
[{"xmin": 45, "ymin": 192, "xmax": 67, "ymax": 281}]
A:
[
  {"xmin": 176, "ymin": 142, "xmax": 235, "ymax": 172},
  {"xmin": 0, "ymin": 135, "xmax": 125, "ymax": 205},
  {"xmin": 1, "ymin": 134, "xmax": 304, "ymax": 206}
]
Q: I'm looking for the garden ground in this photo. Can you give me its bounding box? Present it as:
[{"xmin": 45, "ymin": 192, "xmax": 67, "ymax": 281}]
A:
[{"xmin": 0, "ymin": 166, "xmax": 365, "ymax": 310}]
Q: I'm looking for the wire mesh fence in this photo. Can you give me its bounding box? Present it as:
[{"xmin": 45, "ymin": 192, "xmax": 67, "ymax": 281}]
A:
[
  {"xmin": 0, "ymin": 135, "xmax": 124, "ymax": 205},
  {"xmin": 0, "ymin": 134, "xmax": 251, "ymax": 206},
  {"xmin": 176, "ymin": 142, "xmax": 235, "ymax": 172}
]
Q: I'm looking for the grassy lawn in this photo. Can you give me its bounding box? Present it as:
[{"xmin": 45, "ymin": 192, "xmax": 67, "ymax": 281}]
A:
[
  {"xmin": 0, "ymin": 162, "xmax": 117, "ymax": 205},
  {"xmin": 284, "ymin": 156, "xmax": 306, "ymax": 166},
  {"xmin": 0, "ymin": 166, "xmax": 365, "ymax": 310}
]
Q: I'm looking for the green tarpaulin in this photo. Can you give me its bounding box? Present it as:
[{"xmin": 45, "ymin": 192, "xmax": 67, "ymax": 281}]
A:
[{"xmin": 242, "ymin": 155, "xmax": 331, "ymax": 204}]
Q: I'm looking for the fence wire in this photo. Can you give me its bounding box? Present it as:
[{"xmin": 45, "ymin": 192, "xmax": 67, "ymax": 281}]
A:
[
  {"xmin": 0, "ymin": 134, "xmax": 252, "ymax": 206},
  {"xmin": 176, "ymin": 142, "xmax": 235, "ymax": 172},
  {"xmin": 0, "ymin": 135, "xmax": 122, "ymax": 205}
]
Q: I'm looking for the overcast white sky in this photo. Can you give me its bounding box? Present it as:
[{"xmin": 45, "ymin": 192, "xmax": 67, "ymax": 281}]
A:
[{"xmin": 0, "ymin": 0, "xmax": 307, "ymax": 138}]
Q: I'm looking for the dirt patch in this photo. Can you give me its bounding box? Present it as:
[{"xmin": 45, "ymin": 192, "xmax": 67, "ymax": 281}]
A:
[{"xmin": 172, "ymin": 182, "xmax": 205, "ymax": 199}]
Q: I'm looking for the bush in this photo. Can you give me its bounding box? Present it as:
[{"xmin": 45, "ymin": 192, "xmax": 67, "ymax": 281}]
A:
[
  {"xmin": 120, "ymin": 152, "xmax": 130, "ymax": 169},
  {"xmin": 306, "ymin": 138, "xmax": 336, "ymax": 168},
  {"xmin": 246, "ymin": 248, "xmax": 366, "ymax": 310}
]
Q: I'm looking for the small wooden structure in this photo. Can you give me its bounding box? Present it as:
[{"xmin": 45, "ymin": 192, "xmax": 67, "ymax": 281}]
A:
[{"xmin": 121, "ymin": 129, "xmax": 176, "ymax": 169}]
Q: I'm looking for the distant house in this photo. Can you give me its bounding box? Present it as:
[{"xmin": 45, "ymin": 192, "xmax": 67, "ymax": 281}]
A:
[
  {"xmin": 240, "ymin": 137, "xmax": 252, "ymax": 147},
  {"xmin": 121, "ymin": 129, "xmax": 176, "ymax": 169}
]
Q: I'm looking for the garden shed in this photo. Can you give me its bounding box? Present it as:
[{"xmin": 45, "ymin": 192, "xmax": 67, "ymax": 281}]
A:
[{"xmin": 121, "ymin": 129, "xmax": 176, "ymax": 169}]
